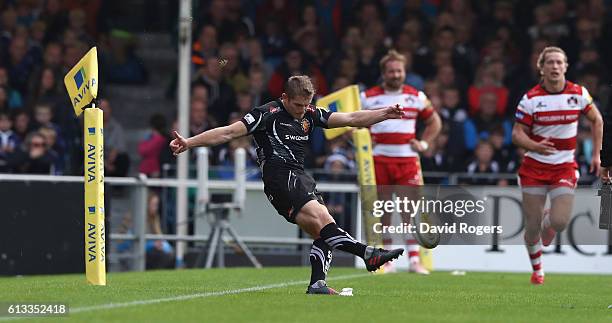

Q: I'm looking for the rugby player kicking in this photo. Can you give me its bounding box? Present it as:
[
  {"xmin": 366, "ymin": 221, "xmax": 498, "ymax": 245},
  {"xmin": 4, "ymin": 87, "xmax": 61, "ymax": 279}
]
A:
[{"xmin": 171, "ymin": 75, "xmax": 405, "ymax": 294}]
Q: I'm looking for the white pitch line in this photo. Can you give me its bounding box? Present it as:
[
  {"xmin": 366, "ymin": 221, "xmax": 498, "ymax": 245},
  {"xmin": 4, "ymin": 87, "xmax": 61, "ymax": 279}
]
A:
[{"xmin": 0, "ymin": 272, "xmax": 372, "ymax": 321}]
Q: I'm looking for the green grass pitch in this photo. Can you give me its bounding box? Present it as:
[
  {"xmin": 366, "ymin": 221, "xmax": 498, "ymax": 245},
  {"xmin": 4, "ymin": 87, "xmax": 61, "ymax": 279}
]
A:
[{"xmin": 1, "ymin": 267, "xmax": 610, "ymax": 323}]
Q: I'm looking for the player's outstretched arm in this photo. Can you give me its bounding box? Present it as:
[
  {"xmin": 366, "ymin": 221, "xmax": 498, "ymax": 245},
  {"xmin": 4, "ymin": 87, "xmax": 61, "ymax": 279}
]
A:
[
  {"xmin": 511, "ymin": 122, "xmax": 556, "ymax": 155},
  {"xmin": 170, "ymin": 121, "xmax": 248, "ymax": 156},
  {"xmin": 327, "ymin": 105, "xmax": 403, "ymax": 128},
  {"xmin": 584, "ymin": 105, "xmax": 603, "ymax": 174}
]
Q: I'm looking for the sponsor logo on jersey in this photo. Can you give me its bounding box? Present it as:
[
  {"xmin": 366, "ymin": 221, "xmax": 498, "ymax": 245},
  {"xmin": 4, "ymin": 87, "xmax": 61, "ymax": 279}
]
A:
[
  {"xmin": 269, "ymin": 106, "xmax": 279, "ymax": 113},
  {"xmin": 536, "ymin": 101, "xmax": 547, "ymax": 108},
  {"xmin": 285, "ymin": 134, "xmax": 309, "ymax": 141},
  {"xmin": 244, "ymin": 113, "xmax": 255, "ymax": 124},
  {"xmin": 534, "ymin": 113, "xmax": 579, "ymax": 122}
]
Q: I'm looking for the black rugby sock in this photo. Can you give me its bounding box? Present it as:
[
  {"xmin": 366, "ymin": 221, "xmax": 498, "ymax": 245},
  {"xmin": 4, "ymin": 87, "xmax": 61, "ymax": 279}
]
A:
[
  {"xmin": 309, "ymin": 238, "xmax": 332, "ymax": 286},
  {"xmin": 319, "ymin": 223, "xmax": 367, "ymax": 259}
]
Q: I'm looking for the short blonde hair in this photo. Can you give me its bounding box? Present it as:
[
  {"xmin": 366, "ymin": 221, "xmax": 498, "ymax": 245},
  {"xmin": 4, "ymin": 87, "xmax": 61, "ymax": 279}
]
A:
[
  {"xmin": 379, "ymin": 49, "xmax": 406, "ymax": 72},
  {"xmin": 537, "ymin": 46, "xmax": 568, "ymax": 71},
  {"xmin": 285, "ymin": 75, "xmax": 315, "ymax": 99}
]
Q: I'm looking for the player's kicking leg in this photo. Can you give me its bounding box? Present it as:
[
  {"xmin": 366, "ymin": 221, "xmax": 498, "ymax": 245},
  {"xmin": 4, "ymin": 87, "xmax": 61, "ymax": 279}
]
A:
[
  {"xmin": 297, "ymin": 201, "xmax": 404, "ymax": 294},
  {"xmin": 521, "ymin": 190, "xmax": 546, "ymax": 285}
]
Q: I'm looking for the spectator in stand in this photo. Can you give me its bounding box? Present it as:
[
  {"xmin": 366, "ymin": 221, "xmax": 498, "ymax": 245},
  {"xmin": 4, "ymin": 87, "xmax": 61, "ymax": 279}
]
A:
[
  {"xmin": 62, "ymin": 42, "xmax": 87, "ymax": 75},
  {"xmin": 194, "ymin": 55, "xmax": 236, "ymax": 125},
  {"xmin": 27, "ymin": 67, "xmax": 62, "ymax": 109},
  {"xmin": 342, "ymin": 25, "xmax": 362, "ymax": 59},
  {"xmin": 336, "ymin": 58, "xmax": 357, "ymax": 85},
  {"xmin": 0, "ymin": 86, "xmax": 9, "ymax": 112},
  {"xmin": 65, "ymin": 8, "xmax": 94, "ymax": 45},
  {"xmin": 435, "ymin": 64, "xmax": 467, "ymax": 94},
  {"xmin": 527, "ymin": 4, "xmax": 556, "ymax": 41},
  {"xmin": 64, "ymin": 0, "xmax": 106, "ymax": 39},
  {"xmin": 259, "ymin": 17, "xmax": 289, "ymax": 67},
  {"xmin": 38, "ymin": 126, "xmax": 61, "ymax": 174},
  {"xmin": 189, "ymin": 98, "xmax": 213, "ymax": 137},
  {"xmin": 569, "ymin": 45, "xmax": 605, "ymax": 81},
  {"xmin": 468, "ymin": 59, "xmax": 509, "ymax": 116},
  {"xmin": 5, "ymin": 36, "xmax": 36, "ymax": 95},
  {"xmin": 138, "ymin": 114, "xmax": 168, "ymax": 178},
  {"xmin": 145, "ymin": 192, "xmax": 175, "ymax": 269},
  {"xmin": 29, "ymin": 23, "xmax": 46, "ymax": 51},
  {"xmin": 241, "ymin": 37, "xmax": 270, "ymax": 76},
  {"xmin": 191, "ymin": 82, "xmax": 209, "ymax": 104},
  {"xmin": 399, "ymin": 50, "xmax": 424, "ymax": 91},
  {"xmin": 9, "ymin": 131, "xmax": 53, "ymax": 174},
  {"xmin": 192, "ymin": 24, "xmax": 219, "ymax": 69},
  {"xmin": 561, "ymin": 18, "xmax": 602, "ymax": 65},
  {"xmin": 218, "ymin": 42, "xmax": 248, "ymax": 93},
  {"xmin": 247, "ymin": 67, "xmax": 273, "ymax": 106},
  {"xmin": 464, "ymin": 92, "xmax": 512, "ymax": 151},
  {"xmin": 40, "ymin": 0, "xmax": 68, "ymax": 43},
  {"xmin": 0, "ymin": 67, "xmax": 23, "ymax": 109},
  {"xmin": 423, "ymin": 78, "xmax": 442, "ymax": 110},
  {"xmin": 0, "ymin": 111, "xmax": 19, "ymax": 172},
  {"xmin": 32, "ymin": 103, "xmax": 63, "ymax": 142},
  {"xmin": 438, "ymin": 86, "xmax": 467, "ymax": 158},
  {"xmin": 331, "ymin": 76, "xmax": 351, "ymax": 92},
  {"xmin": 236, "ymin": 90, "xmax": 253, "ymax": 115},
  {"xmin": 490, "ymin": 126, "xmax": 513, "ymax": 171},
  {"xmin": 255, "ymin": 0, "xmax": 298, "ymax": 36},
  {"xmin": 464, "ymin": 140, "xmax": 500, "ymax": 185},
  {"xmin": 11, "ymin": 110, "xmax": 31, "ymax": 142},
  {"xmin": 295, "ymin": 29, "xmax": 327, "ymax": 74},
  {"xmin": 268, "ymin": 48, "xmax": 327, "ymax": 99},
  {"xmin": 101, "ymin": 99, "xmax": 130, "ymax": 177},
  {"xmin": 355, "ymin": 42, "xmax": 380, "ymax": 88},
  {"xmin": 416, "ymin": 26, "xmax": 473, "ymax": 82},
  {"xmin": 577, "ymin": 66, "xmax": 609, "ymax": 109},
  {"xmin": 101, "ymin": 30, "xmax": 148, "ymax": 84},
  {"xmin": 421, "ymin": 125, "xmax": 453, "ymax": 175},
  {"xmin": 37, "ymin": 42, "xmax": 63, "ymax": 75}
]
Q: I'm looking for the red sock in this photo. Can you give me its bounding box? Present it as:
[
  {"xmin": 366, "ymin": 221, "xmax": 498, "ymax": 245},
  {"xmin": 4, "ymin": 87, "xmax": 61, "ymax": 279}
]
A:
[
  {"xmin": 526, "ymin": 239, "xmax": 543, "ymax": 276},
  {"xmin": 406, "ymin": 239, "xmax": 420, "ymax": 264}
]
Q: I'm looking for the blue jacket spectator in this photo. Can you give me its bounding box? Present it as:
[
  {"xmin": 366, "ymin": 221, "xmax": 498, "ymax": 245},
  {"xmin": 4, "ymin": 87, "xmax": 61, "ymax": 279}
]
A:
[{"xmin": 464, "ymin": 92, "xmax": 512, "ymax": 151}]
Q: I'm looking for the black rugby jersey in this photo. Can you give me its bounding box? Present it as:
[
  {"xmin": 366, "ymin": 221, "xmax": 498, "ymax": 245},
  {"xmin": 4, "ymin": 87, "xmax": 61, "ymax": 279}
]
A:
[{"xmin": 240, "ymin": 99, "xmax": 333, "ymax": 171}]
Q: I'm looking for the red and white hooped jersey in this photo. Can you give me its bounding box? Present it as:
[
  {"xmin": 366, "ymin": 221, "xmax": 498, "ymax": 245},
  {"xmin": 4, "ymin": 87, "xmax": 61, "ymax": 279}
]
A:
[
  {"xmin": 514, "ymin": 81, "xmax": 594, "ymax": 165},
  {"xmin": 361, "ymin": 85, "xmax": 435, "ymax": 158}
]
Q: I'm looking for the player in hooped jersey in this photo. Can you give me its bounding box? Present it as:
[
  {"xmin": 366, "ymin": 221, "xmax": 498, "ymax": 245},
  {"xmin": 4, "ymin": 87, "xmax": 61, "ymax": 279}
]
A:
[
  {"xmin": 171, "ymin": 76, "xmax": 405, "ymax": 295},
  {"xmin": 361, "ymin": 50, "xmax": 442, "ymax": 274},
  {"xmin": 512, "ymin": 47, "xmax": 603, "ymax": 285}
]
